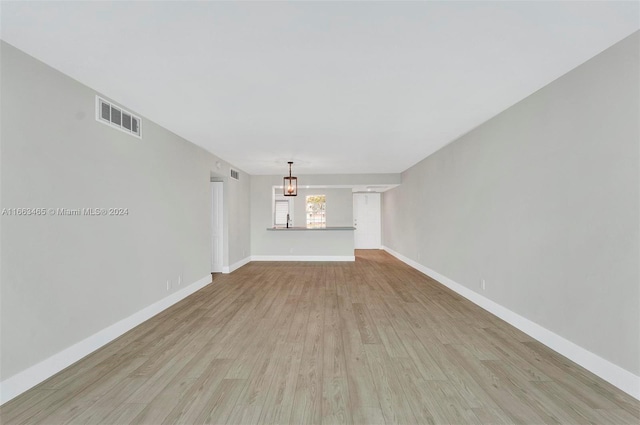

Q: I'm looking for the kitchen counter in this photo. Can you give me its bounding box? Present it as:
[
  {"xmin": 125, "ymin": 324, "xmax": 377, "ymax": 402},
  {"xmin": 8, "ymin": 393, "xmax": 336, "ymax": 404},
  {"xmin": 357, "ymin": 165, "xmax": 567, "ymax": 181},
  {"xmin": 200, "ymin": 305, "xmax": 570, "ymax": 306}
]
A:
[{"xmin": 257, "ymin": 225, "xmax": 355, "ymax": 260}]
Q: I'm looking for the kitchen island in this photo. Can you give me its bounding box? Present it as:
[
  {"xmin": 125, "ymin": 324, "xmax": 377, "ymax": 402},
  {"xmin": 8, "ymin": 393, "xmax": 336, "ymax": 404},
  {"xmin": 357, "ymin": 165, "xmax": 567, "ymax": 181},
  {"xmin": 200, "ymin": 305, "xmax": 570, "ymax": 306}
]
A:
[{"xmin": 253, "ymin": 226, "xmax": 356, "ymax": 261}]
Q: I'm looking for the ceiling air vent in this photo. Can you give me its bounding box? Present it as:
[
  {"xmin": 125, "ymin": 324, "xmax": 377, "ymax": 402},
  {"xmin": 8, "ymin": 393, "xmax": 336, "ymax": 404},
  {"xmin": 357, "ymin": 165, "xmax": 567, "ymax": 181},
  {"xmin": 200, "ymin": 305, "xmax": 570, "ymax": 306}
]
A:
[
  {"xmin": 230, "ymin": 169, "xmax": 240, "ymax": 180},
  {"xmin": 96, "ymin": 96, "xmax": 142, "ymax": 138}
]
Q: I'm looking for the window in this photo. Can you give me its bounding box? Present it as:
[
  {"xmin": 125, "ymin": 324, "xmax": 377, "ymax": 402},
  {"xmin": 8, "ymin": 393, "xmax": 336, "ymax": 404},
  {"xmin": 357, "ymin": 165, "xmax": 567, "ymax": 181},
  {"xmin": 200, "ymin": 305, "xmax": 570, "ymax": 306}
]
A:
[
  {"xmin": 274, "ymin": 199, "xmax": 290, "ymax": 226},
  {"xmin": 306, "ymin": 195, "xmax": 326, "ymax": 228},
  {"xmin": 273, "ymin": 194, "xmax": 294, "ymax": 227}
]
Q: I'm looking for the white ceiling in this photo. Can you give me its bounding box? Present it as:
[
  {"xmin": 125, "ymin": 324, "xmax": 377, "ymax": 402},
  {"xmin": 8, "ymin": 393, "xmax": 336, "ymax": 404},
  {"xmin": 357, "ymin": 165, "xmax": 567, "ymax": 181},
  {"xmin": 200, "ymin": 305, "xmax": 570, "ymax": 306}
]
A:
[{"xmin": 1, "ymin": 1, "xmax": 638, "ymax": 175}]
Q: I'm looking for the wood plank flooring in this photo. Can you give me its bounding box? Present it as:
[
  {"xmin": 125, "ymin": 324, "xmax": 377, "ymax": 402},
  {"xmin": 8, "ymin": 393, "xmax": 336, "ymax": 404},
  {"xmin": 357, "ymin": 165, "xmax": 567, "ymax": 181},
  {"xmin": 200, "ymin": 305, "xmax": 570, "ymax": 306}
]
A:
[{"xmin": 1, "ymin": 250, "xmax": 638, "ymax": 424}]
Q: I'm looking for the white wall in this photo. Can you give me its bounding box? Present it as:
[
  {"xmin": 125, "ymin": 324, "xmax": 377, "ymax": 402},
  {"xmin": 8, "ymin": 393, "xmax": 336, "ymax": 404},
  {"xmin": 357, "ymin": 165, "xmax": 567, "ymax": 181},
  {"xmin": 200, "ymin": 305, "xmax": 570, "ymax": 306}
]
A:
[
  {"xmin": 292, "ymin": 188, "xmax": 353, "ymax": 227},
  {"xmin": 0, "ymin": 42, "xmax": 251, "ymax": 386},
  {"xmin": 383, "ymin": 32, "xmax": 640, "ymax": 380}
]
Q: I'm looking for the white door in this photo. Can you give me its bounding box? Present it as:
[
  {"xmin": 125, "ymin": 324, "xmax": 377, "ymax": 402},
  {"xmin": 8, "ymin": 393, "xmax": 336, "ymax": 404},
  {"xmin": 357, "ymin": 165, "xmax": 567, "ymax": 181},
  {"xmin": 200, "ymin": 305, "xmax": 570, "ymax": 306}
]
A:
[
  {"xmin": 211, "ymin": 182, "xmax": 224, "ymax": 273},
  {"xmin": 353, "ymin": 193, "xmax": 381, "ymax": 249}
]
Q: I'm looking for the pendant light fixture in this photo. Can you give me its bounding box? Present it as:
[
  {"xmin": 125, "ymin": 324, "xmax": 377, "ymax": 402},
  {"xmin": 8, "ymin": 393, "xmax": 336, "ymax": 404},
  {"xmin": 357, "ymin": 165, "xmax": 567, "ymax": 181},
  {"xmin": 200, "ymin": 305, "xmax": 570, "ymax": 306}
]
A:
[{"xmin": 283, "ymin": 161, "xmax": 297, "ymax": 196}]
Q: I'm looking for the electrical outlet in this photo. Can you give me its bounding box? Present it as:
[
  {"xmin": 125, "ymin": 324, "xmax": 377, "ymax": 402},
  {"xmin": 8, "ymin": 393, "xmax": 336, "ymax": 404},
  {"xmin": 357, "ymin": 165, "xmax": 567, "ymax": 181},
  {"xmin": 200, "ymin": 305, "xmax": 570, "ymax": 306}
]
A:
[
  {"xmin": 166, "ymin": 280, "xmax": 170, "ymax": 291},
  {"xmin": 178, "ymin": 274, "xmax": 182, "ymax": 286},
  {"xmin": 289, "ymin": 248, "xmax": 294, "ymax": 254},
  {"xmin": 481, "ymin": 279, "xmax": 486, "ymax": 291}
]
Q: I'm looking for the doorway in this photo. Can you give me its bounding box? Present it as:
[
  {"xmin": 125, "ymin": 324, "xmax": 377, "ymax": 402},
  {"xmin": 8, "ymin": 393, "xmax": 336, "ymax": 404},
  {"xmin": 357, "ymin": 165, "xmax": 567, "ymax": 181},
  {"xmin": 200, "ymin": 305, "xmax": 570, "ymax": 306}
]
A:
[
  {"xmin": 211, "ymin": 181, "xmax": 224, "ymax": 273},
  {"xmin": 353, "ymin": 193, "xmax": 381, "ymax": 249}
]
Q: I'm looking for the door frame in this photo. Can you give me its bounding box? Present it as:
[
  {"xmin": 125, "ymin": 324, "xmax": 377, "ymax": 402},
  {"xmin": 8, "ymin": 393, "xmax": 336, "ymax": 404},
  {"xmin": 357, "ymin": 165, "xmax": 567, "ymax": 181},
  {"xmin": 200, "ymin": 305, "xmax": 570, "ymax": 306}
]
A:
[{"xmin": 211, "ymin": 181, "xmax": 224, "ymax": 273}]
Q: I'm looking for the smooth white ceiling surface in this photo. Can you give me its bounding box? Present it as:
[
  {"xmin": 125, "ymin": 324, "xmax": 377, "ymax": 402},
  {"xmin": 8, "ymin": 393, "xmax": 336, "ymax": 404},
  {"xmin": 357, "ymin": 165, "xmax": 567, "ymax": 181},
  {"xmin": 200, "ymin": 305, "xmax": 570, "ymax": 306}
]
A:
[{"xmin": 1, "ymin": 1, "xmax": 638, "ymax": 175}]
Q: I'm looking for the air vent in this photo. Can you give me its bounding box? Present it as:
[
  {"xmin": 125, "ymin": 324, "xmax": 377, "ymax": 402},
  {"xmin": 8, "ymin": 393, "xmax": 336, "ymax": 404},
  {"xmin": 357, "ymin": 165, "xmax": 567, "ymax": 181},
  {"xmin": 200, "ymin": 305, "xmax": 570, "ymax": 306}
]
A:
[
  {"xmin": 230, "ymin": 169, "xmax": 240, "ymax": 180},
  {"xmin": 96, "ymin": 96, "xmax": 141, "ymax": 138}
]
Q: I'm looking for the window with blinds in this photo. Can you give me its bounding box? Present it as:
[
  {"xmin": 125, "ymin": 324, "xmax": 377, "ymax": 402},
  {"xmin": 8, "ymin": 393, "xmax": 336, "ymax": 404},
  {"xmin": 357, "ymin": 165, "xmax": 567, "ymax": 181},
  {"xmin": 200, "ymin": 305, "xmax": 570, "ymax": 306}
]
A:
[{"xmin": 274, "ymin": 200, "xmax": 290, "ymax": 226}]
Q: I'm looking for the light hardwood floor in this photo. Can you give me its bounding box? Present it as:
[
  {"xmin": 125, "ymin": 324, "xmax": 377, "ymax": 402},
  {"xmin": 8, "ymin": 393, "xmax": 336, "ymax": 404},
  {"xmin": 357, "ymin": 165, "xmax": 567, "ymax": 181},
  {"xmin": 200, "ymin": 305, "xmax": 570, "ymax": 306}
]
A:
[{"xmin": 1, "ymin": 250, "xmax": 638, "ymax": 424}]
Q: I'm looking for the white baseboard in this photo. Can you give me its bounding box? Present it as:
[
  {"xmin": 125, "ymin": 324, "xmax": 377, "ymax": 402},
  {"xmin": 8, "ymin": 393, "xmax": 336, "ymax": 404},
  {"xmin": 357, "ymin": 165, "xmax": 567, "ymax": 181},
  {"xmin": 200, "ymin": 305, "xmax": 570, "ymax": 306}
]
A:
[
  {"xmin": 222, "ymin": 255, "xmax": 356, "ymax": 273},
  {"xmin": 251, "ymin": 255, "xmax": 355, "ymax": 262},
  {"xmin": 223, "ymin": 256, "xmax": 251, "ymax": 274},
  {"xmin": 0, "ymin": 274, "xmax": 212, "ymax": 405},
  {"xmin": 382, "ymin": 246, "xmax": 640, "ymax": 401}
]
